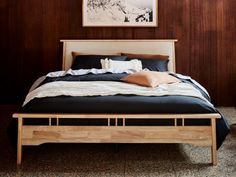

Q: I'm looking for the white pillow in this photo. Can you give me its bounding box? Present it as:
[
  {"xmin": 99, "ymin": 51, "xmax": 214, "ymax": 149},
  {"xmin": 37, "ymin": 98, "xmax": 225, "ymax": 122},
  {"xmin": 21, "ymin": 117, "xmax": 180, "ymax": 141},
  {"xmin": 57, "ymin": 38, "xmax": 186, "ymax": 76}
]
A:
[
  {"xmin": 100, "ymin": 58, "xmax": 109, "ymax": 69},
  {"xmin": 101, "ymin": 58, "xmax": 142, "ymax": 72}
]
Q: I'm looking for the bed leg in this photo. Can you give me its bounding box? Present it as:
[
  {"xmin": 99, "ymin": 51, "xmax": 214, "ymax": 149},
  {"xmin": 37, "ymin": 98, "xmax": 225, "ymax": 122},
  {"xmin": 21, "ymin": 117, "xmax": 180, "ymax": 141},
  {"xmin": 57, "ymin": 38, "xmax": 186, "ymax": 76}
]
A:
[
  {"xmin": 17, "ymin": 117, "xmax": 23, "ymax": 165},
  {"xmin": 211, "ymin": 118, "xmax": 217, "ymax": 166}
]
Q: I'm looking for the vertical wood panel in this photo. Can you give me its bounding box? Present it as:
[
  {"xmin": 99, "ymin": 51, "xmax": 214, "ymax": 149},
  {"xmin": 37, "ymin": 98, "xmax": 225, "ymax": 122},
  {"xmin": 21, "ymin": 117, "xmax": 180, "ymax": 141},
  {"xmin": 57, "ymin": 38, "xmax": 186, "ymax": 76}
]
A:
[
  {"xmin": 218, "ymin": 0, "xmax": 236, "ymax": 105},
  {"xmin": 0, "ymin": 0, "xmax": 9, "ymax": 96},
  {"xmin": 172, "ymin": 0, "xmax": 191, "ymax": 75},
  {"xmin": 1, "ymin": 0, "xmax": 236, "ymax": 105}
]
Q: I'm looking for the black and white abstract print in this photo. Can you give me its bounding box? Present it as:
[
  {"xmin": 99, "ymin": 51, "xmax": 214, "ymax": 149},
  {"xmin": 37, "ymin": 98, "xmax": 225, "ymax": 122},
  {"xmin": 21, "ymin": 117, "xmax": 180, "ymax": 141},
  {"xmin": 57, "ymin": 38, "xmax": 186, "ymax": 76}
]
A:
[{"xmin": 83, "ymin": 0, "xmax": 157, "ymax": 27}]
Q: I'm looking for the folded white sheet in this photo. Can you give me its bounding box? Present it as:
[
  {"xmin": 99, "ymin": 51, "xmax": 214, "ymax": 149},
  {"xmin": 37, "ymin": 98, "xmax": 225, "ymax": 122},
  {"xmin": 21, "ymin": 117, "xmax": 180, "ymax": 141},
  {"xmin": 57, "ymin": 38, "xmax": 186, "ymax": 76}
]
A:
[
  {"xmin": 46, "ymin": 68, "xmax": 135, "ymax": 78},
  {"xmin": 23, "ymin": 81, "xmax": 212, "ymax": 107},
  {"xmin": 101, "ymin": 58, "xmax": 142, "ymax": 72}
]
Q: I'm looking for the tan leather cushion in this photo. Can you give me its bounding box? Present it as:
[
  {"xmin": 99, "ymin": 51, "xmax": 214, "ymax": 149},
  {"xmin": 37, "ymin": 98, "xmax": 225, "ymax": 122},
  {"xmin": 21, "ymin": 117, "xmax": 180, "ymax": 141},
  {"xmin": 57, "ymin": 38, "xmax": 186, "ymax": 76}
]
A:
[
  {"xmin": 121, "ymin": 53, "xmax": 169, "ymax": 60},
  {"xmin": 121, "ymin": 71, "xmax": 180, "ymax": 88},
  {"xmin": 72, "ymin": 51, "xmax": 121, "ymax": 59},
  {"xmin": 72, "ymin": 51, "xmax": 80, "ymax": 59}
]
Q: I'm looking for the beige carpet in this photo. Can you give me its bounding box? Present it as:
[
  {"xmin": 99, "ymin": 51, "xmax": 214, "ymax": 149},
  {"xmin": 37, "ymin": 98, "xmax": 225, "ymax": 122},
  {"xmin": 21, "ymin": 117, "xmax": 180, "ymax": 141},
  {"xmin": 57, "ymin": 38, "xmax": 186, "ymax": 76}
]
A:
[{"xmin": 0, "ymin": 106, "xmax": 235, "ymax": 177}]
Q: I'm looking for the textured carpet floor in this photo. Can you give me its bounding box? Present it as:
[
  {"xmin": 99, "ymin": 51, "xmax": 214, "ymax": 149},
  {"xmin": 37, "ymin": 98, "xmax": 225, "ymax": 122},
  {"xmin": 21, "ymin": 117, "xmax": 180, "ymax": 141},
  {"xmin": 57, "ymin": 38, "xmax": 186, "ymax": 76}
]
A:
[{"xmin": 0, "ymin": 106, "xmax": 235, "ymax": 177}]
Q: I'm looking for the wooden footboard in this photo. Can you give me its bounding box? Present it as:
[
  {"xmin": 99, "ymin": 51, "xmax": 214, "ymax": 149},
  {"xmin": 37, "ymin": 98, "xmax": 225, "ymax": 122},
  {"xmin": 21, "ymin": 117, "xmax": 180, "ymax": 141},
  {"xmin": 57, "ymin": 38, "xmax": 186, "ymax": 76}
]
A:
[{"xmin": 13, "ymin": 113, "xmax": 220, "ymax": 165}]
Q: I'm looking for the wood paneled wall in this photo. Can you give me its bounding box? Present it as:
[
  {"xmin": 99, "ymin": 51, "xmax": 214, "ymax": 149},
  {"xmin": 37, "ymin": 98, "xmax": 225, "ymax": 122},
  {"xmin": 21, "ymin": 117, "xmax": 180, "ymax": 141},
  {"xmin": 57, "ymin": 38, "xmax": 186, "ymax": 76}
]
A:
[{"xmin": 1, "ymin": 0, "xmax": 236, "ymax": 105}]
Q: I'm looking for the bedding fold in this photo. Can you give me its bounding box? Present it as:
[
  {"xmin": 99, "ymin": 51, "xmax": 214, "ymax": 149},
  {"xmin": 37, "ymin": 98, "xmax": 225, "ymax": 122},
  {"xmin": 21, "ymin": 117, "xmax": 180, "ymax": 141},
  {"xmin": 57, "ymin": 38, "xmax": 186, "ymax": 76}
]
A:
[{"xmin": 23, "ymin": 81, "xmax": 211, "ymax": 107}]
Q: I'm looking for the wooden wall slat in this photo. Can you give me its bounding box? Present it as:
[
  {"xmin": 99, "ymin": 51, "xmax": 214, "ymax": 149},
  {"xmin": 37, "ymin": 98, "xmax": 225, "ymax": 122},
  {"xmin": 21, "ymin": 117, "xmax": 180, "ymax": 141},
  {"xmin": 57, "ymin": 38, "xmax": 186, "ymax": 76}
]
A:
[
  {"xmin": 1, "ymin": 0, "xmax": 236, "ymax": 105},
  {"xmin": 0, "ymin": 0, "xmax": 10, "ymax": 101},
  {"xmin": 218, "ymin": 0, "xmax": 236, "ymax": 105}
]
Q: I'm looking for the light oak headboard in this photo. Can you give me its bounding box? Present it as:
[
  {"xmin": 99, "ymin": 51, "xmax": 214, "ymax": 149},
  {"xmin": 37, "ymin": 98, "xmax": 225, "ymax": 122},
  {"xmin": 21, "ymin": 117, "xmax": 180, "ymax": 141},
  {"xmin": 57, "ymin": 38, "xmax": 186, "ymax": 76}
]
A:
[{"xmin": 60, "ymin": 40, "xmax": 178, "ymax": 72}]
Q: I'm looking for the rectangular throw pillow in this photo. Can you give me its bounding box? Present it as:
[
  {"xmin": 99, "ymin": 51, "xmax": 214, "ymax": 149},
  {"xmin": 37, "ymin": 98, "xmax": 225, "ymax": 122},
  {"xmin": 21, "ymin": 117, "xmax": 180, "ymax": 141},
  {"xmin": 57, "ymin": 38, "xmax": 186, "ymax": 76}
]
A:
[
  {"xmin": 72, "ymin": 51, "xmax": 81, "ymax": 59},
  {"xmin": 72, "ymin": 51, "xmax": 121, "ymax": 59},
  {"xmin": 71, "ymin": 55, "xmax": 127, "ymax": 70},
  {"xmin": 121, "ymin": 53, "xmax": 169, "ymax": 72},
  {"xmin": 121, "ymin": 53, "xmax": 169, "ymax": 60},
  {"xmin": 101, "ymin": 58, "xmax": 142, "ymax": 72},
  {"xmin": 121, "ymin": 71, "xmax": 180, "ymax": 88}
]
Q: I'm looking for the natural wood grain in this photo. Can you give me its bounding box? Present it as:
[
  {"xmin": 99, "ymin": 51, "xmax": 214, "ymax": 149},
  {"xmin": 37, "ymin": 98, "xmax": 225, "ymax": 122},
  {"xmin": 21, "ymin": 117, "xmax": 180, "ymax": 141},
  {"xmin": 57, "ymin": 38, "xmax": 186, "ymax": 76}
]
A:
[
  {"xmin": 21, "ymin": 126, "xmax": 212, "ymax": 146},
  {"xmin": 17, "ymin": 117, "xmax": 22, "ymax": 165},
  {"xmin": 211, "ymin": 118, "xmax": 217, "ymax": 165},
  {"xmin": 13, "ymin": 111, "xmax": 220, "ymax": 165},
  {"xmin": 1, "ymin": 0, "xmax": 236, "ymax": 105},
  {"xmin": 13, "ymin": 113, "xmax": 221, "ymax": 119}
]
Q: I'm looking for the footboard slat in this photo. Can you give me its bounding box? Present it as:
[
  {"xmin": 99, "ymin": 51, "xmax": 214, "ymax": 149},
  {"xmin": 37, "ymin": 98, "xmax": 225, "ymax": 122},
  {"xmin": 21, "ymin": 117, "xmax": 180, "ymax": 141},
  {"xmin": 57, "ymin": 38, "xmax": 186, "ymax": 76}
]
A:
[{"xmin": 22, "ymin": 126, "xmax": 212, "ymax": 146}]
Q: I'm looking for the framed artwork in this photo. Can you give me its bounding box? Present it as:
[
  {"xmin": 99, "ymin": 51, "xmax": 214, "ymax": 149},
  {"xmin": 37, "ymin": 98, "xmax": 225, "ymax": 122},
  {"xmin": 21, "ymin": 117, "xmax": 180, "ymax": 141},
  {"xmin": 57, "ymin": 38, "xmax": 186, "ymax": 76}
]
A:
[{"xmin": 83, "ymin": 0, "xmax": 158, "ymax": 27}]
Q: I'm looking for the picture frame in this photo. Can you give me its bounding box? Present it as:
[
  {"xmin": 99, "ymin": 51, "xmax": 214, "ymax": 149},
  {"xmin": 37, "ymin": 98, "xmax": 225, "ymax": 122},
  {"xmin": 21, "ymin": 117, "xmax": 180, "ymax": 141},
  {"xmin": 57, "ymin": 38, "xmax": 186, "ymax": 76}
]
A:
[{"xmin": 82, "ymin": 0, "xmax": 158, "ymax": 27}]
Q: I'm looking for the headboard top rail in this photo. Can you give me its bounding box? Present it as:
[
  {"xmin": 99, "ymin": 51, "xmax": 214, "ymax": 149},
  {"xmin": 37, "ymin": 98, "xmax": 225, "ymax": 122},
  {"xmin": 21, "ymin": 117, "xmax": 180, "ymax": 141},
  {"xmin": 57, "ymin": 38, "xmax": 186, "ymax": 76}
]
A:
[{"xmin": 60, "ymin": 39, "xmax": 177, "ymax": 72}]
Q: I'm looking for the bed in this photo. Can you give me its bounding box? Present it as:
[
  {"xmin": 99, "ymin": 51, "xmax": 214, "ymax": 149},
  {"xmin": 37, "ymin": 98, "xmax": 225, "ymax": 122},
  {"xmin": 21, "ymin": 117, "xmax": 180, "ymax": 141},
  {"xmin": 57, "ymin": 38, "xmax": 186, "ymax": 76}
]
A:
[{"xmin": 13, "ymin": 40, "xmax": 229, "ymax": 165}]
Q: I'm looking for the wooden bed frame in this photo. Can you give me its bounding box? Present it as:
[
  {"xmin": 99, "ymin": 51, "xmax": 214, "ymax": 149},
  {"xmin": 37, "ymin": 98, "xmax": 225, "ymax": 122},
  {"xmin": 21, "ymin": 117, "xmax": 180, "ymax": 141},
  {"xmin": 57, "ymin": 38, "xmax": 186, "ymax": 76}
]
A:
[{"xmin": 13, "ymin": 40, "xmax": 220, "ymax": 165}]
